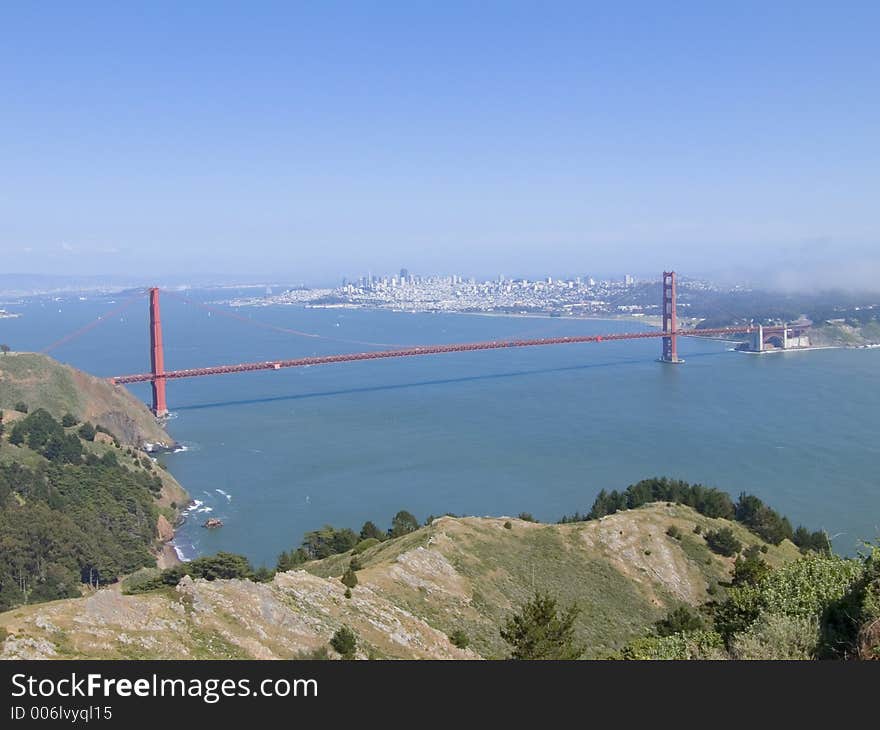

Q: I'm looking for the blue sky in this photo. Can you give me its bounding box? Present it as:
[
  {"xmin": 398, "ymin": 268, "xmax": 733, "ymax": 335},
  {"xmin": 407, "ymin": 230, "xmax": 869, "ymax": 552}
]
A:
[{"xmin": 2, "ymin": 2, "xmax": 878, "ymax": 287}]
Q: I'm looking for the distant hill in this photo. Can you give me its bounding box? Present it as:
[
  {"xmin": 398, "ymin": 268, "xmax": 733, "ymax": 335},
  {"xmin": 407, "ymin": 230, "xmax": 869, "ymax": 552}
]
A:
[
  {"xmin": 0, "ymin": 352, "xmax": 173, "ymax": 448},
  {"xmin": 810, "ymin": 321, "xmax": 880, "ymax": 347},
  {"xmin": 0, "ymin": 504, "xmax": 802, "ymax": 659}
]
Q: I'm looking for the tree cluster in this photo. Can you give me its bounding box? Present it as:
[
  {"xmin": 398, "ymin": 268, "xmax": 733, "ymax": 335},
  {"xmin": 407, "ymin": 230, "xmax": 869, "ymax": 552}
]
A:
[{"xmin": 566, "ymin": 477, "xmax": 829, "ymax": 554}]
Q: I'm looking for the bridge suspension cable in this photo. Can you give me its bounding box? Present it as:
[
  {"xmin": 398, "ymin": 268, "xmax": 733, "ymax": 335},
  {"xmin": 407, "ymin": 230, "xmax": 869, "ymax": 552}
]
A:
[
  {"xmin": 110, "ymin": 324, "xmax": 785, "ymax": 386},
  {"xmin": 41, "ymin": 290, "xmax": 146, "ymax": 354},
  {"xmin": 160, "ymin": 289, "xmax": 404, "ymax": 349}
]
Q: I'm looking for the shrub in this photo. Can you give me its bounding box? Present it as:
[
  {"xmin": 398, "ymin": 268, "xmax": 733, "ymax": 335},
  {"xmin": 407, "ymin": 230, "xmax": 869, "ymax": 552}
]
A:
[
  {"xmin": 705, "ymin": 527, "xmax": 742, "ymax": 557},
  {"xmin": 341, "ymin": 567, "xmax": 358, "ymax": 589},
  {"xmin": 61, "ymin": 413, "xmax": 78, "ymax": 427},
  {"xmin": 449, "ymin": 629, "xmax": 469, "ymax": 649},
  {"xmin": 121, "ymin": 568, "xmax": 166, "ymax": 594},
  {"xmin": 693, "ymin": 524, "xmax": 702, "ymax": 534},
  {"xmin": 503, "ymin": 521, "xmax": 512, "ymax": 530},
  {"xmin": 352, "ymin": 538, "xmax": 380, "ymax": 555},
  {"xmin": 500, "ymin": 592, "xmax": 582, "ymax": 660},
  {"xmin": 517, "ymin": 512, "xmax": 538, "ymax": 523},
  {"xmin": 732, "ymin": 546, "xmax": 771, "ymax": 587},
  {"xmin": 344, "ymin": 588, "xmax": 352, "ymax": 599},
  {"xmin": 77, "ymin": 423, "xmax": 96, "ymax": 441},
  {"xmin": 251, "ymin": 566, "xmax": 275, "ymax": 583},
  {"xmin": 666, "ymin": 525, "xmax": 682, "ymax": 540},
  {"xmin": 8, "ymin": 425, "xmax": 24, "ymax": 446},
  {"xmin": 616, "ymin": 630, "xmax": 725, "ymax": 660},
  {"xmin": 730, "ymin": 614, "xmax": 821, "ymax": 660},
  {"xmin": 330, "ymin": 626, "xmax": 357, "ymax": 659},
  {"xmin": 349, "ymin": 556, "xmax": 363, "ymax": 572},
  {"xmin": 654, "ymin": 606, "xmax": 708, "ymax": 637},
  {"xmin": 14, "ymin": 402, "xmax": 28, "ymax": 414},
  {"xmin": 185, "ymin": 552, "xmax": 254, "ymax": 581},
  {"xmin": 714, "ymin": 553, "xmax": 865, "ymax": 643}
]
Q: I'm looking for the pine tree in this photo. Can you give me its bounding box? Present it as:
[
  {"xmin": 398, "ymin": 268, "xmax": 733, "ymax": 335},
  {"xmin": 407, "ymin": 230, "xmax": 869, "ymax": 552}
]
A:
[{"xmin": 500, "ymin": 592, "xmax": 583, "ymax": 660}]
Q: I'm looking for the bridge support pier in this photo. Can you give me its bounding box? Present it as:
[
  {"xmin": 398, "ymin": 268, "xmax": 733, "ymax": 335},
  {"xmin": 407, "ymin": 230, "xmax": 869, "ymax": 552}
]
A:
[
  {"xmin": 659, "ymin": 271, "xmax": 683, "ymax": 363},
  {"xmin": 149, "ymin": 287, "xmax": 168, "ymax": 417}
]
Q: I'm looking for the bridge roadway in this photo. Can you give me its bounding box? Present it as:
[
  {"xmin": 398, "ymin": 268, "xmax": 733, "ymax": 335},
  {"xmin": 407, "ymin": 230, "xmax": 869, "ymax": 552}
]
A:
[{"xmin": 110, "ymin": 325, "xmax": 780, "ymax": 385}]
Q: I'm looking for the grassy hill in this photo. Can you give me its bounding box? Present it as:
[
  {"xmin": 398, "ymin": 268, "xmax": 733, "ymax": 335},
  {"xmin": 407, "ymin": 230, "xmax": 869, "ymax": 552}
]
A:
[
  {"xmin": 0, "ymin": 504, "xmax": 801, "ymax": 659},
  {"xmin": 0, "ymin": 352, "xmax": 172, "ymax": 447},
  {"xmin": 0, "ymin": 354, "xmax": 188, "ymax": 615}
]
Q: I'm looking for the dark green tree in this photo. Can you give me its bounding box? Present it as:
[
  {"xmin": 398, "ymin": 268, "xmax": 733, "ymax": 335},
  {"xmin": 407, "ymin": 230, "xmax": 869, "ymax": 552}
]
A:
[
  {"xmin": 276, "ymin": 548, "xmax": 309, "ymax": 571},
  {"xmin": 653, "ymin": 605, "xmax": 707, "ymax": 636},
  {"xmin": 500, "ymin": 592, "xmax": 583, "ymax": 660},
  {"xmin": 185, "ymin": 552, "xmax": 253, "ymax": 581},
  {"xmin": 330, "ymin": 626, "xmax": 357, "ymax": 659},
  {"xmin": 792, "ymin": 526, "xmax": 832, "ymax": 555},
  {"xmin": 8, "ymin": 424, "xmax": 24, "ymax": 446},
  {"xmin": 388, "ymin": 510, "xmax": 419, "ymax": 538},
  {"xmin": 731, "ymin": 546, "xmax": 771, "ymax": 586},
  {"xmin": 78, "ymin": 423, "xmax": 97, "ymax": 442},
  {"xmin": 301, "ymin": 525, "xmax": 358, "ymax": 559},
  {"xmin": 449, "ymin": 629, "xmax": 469, "ymax": 649},
  {"xmin": 359, "ymin": 520, "xmax": 384, "ymax": 541},
  {"xmin": 341, "ymin": 567, "xmax": 358, "ymax": 589},
  {"xmin": 735, "ymin": 493, "xmax": 793, "ymax": 545},
  {"xmin": 705, "ymin": 527, "xmax": 742, "ymax": 557}
]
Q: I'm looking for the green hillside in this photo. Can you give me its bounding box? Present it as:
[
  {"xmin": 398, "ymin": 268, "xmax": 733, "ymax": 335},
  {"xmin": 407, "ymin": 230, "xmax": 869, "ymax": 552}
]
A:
[
  {"xmin": 0, "ymin": 503, "xmax": 804, "ymax": 659},
  {"xmin": 0, "ymin": 355, "xmax": 187, "ymax": 614},
  {"xmin": 0, "ymin": 352, "xmax": 172, "ymax": 447}
]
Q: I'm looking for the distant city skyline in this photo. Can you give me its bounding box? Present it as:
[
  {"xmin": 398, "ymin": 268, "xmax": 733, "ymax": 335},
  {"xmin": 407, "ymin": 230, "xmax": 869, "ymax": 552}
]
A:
[{"xmin": 2, "ymin": 3, "xmax": 878, "ymax": 291}]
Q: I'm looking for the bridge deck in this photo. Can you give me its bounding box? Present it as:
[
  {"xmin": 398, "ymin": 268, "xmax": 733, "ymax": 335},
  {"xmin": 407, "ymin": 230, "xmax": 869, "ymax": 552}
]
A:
[{"xmin": 110, "ymin": 325, "xmax": 783, "ymax": 384}]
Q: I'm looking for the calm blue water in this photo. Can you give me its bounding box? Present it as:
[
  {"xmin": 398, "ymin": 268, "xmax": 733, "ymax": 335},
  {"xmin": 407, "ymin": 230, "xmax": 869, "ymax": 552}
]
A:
[{"xmin": 3, "ymin": 290, "xmax": 878, "ymax": 562}]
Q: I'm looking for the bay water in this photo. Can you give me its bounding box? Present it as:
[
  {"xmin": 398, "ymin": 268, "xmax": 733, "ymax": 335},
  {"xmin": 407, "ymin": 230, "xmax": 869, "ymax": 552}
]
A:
[{"xmin": 3, "ymin": 289, "xmax": 878, "ymax": 563}]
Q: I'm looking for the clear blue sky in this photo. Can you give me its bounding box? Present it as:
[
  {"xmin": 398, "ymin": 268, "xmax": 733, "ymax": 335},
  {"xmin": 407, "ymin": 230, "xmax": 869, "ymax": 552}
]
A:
[{"xmin": 2, "ymin": 2, "xmax": 878, "ymax": 288}]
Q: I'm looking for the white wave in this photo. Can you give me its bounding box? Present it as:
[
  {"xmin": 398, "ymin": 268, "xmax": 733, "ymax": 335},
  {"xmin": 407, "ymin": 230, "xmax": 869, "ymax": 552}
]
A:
[{"xmin": 183, "ymin": 499, "xmax": 203, "ymax": 514}]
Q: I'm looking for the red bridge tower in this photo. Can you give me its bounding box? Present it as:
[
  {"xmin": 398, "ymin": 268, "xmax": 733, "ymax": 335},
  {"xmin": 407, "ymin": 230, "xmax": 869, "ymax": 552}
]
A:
[
  {"xmin": 149, "ymin": 287, "xmax": 168, "ymax": 416},
  {"xmin": 660, "ymin": 271, "xmax": 682, "ymax": 363}
]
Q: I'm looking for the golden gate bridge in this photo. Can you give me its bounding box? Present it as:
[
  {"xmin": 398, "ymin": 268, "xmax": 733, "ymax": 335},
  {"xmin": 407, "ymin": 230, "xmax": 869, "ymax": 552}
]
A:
[{"xmin": 44, "ymin": 271, "xmax": 804, "ymax": 417}]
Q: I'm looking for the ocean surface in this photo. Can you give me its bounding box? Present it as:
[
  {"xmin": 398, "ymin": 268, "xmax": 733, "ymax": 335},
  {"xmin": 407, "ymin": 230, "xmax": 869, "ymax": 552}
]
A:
[{"xmin": 2, "ymin": 289, "xmax": 878, "ymax": 563}]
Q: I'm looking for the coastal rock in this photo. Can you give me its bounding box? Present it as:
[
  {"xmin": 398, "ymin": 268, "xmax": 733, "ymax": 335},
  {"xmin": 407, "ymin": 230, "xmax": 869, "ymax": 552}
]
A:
[
  {"xmin": 156, "ymin": 514, "xmax": 175, "ymax": 542},
  {"xmin": 203, "ymin": 518, "xmax": 224, "ymax": 529}
]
